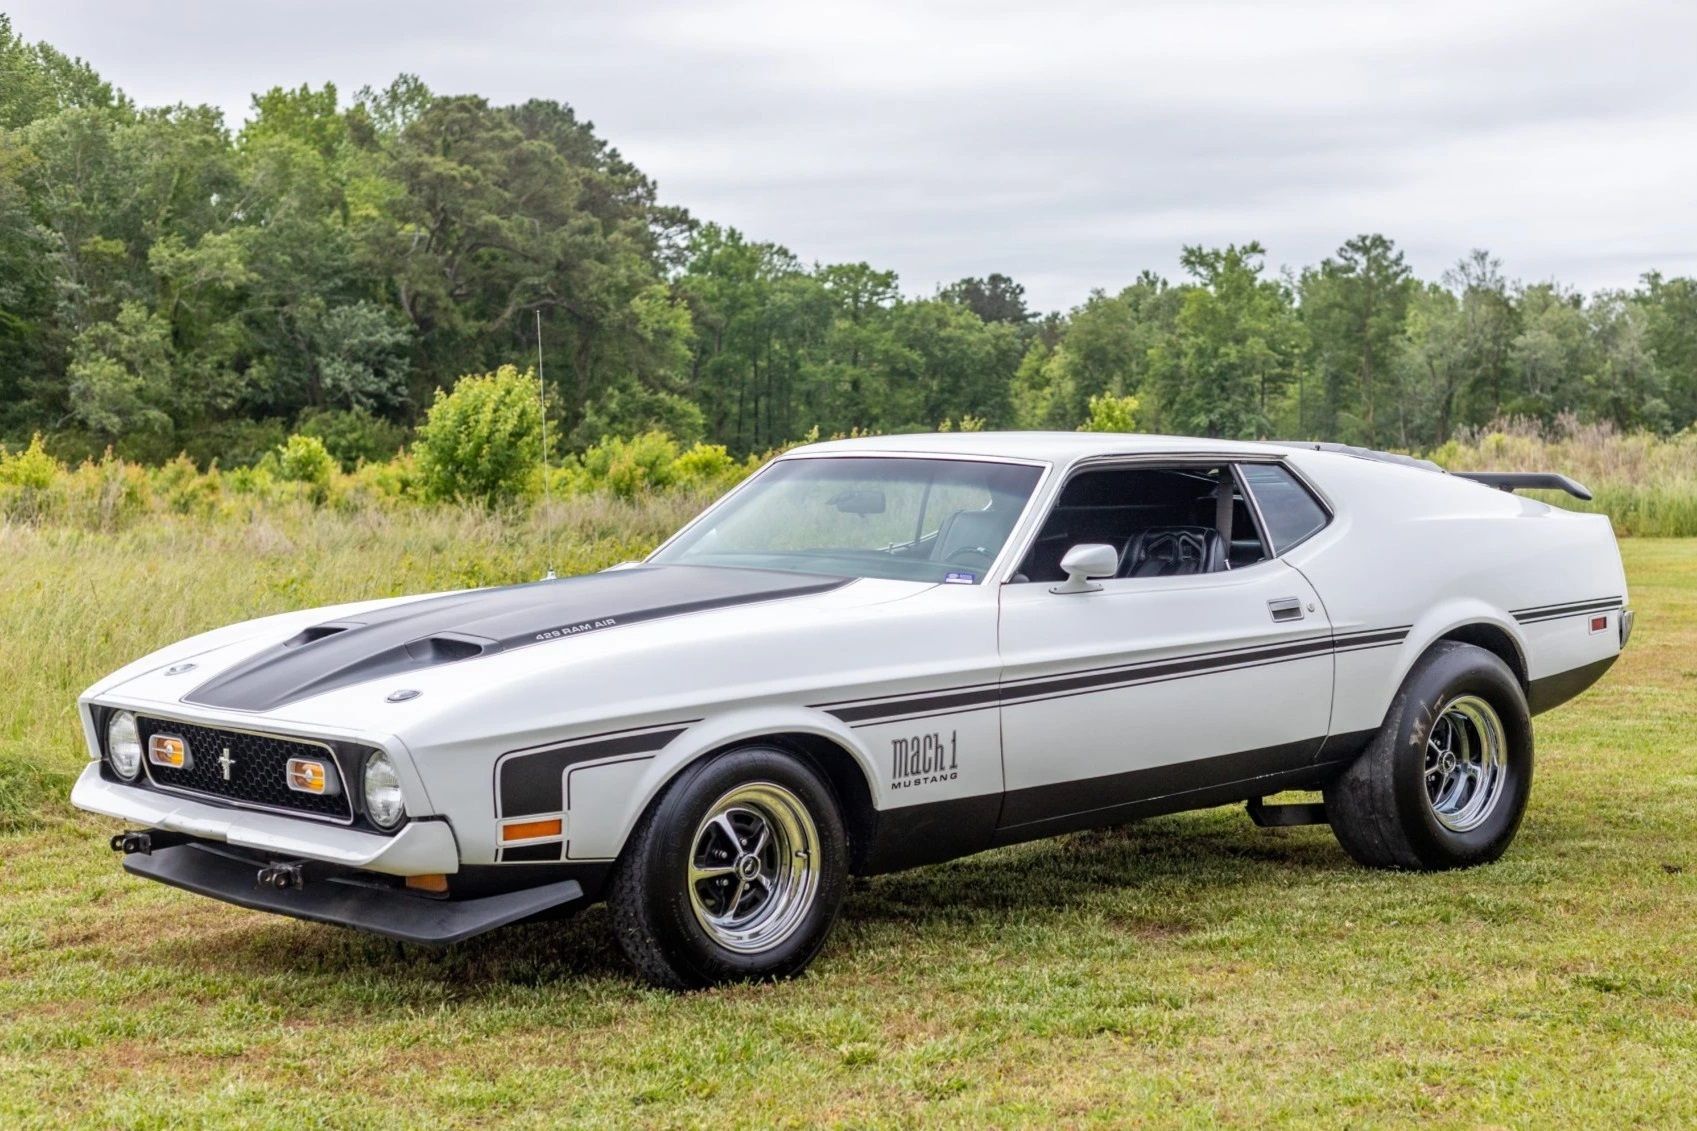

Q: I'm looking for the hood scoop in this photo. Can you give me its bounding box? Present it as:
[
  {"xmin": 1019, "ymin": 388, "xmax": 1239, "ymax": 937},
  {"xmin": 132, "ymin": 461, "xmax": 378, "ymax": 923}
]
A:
[{"xmin": 183, "ymin": 565, "xmax": 847, "ymax": 712}]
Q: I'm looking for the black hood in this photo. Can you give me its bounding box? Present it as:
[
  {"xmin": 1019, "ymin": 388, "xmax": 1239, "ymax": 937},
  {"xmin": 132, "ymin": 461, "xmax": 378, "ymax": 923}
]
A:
[{"xmin": 184, "ymin": 565, "xmax": 849, "ymax": 712}]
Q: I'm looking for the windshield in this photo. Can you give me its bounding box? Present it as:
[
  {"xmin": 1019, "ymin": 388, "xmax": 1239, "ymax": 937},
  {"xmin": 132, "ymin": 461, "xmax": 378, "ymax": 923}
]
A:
[{"xmin": 651, "ymin": 456, "xmax": 1043, "ymax": 584}]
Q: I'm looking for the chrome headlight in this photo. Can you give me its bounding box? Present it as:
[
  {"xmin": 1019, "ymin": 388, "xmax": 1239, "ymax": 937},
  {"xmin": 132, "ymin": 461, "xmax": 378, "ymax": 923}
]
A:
[
  {"xmin": 106, "ymin": 710, "xmax": 143, "ymax": 781},
  {"xmin": 362, "ymin": 749, "xmax": 406, "ymax": 830}
]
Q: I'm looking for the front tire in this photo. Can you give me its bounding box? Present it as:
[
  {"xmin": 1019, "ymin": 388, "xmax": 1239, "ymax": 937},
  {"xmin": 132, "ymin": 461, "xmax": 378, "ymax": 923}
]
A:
[
  {"xmin": 1326, "ymin": 641, "xmax": 1533, "ymax": 870},
  {"xmin": 608, "ymin": 746, "xmax": 848, "ymax": 989}
]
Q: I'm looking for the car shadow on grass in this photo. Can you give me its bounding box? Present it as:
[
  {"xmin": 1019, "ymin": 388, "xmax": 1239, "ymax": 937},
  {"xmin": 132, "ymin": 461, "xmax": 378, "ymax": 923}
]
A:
[
  {"xmin": 135, "ymin": 807, "xmax": 1353, "ymax": 999},
  {"xmin": 848, "ymin": 810, "xmax": 1352, "ymax": 925}
]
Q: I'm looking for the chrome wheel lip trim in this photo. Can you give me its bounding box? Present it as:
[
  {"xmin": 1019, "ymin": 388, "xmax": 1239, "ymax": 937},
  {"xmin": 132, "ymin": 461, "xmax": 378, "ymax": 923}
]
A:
[
  {"xmin": 686, "ymin": 781, "xmax": 821, "ymax": 955},
  {"xmin": 1423, "ymin": 693, "xmax": 1508, "ymax": 833}
]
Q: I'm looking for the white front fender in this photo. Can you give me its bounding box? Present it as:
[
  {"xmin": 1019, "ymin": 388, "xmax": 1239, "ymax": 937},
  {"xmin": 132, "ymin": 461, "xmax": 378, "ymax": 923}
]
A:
[{"xmin": 565, "ymin": 707, "xmax": 879, "ymax": 861}]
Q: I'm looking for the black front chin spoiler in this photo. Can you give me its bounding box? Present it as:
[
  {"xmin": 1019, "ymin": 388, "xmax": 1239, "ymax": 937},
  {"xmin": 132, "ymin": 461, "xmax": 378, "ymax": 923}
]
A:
[{"xmin": 124, "ymin": 844, "xmax": 584, "ymax": 946}]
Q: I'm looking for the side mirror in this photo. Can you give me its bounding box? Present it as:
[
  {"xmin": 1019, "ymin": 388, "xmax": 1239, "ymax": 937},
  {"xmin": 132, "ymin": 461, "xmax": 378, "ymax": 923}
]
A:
[{"xmin": 1051, "ymin": 543, "xmax": 1118, "ymax": 594}]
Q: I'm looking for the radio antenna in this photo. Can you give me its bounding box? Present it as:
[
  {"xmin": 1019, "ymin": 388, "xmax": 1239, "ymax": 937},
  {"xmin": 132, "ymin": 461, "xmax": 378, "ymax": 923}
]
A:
[{"xmin": 536, "ymin": 308, "xmax": 556, "ymax": 581}]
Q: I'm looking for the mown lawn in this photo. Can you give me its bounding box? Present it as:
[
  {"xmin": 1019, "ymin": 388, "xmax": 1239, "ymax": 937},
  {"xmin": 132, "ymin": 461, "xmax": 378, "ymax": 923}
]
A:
[{"xmin": 1, "ymin": 520, "xmax": 1693, "ymax": 1128}]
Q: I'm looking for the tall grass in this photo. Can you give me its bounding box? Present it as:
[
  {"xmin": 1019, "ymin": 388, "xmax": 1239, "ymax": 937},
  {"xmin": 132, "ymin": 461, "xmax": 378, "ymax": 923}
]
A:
[{"xmin": 1427, "ymin": 417, "xmax": 1697, "ymax": 536}]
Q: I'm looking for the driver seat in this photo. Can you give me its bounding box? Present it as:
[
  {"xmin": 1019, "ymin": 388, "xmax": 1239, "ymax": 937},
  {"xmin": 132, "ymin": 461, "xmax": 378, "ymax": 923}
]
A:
[{"xmin": 1119, "ymin": 526, "xmax": 1227, "ymax": 577}]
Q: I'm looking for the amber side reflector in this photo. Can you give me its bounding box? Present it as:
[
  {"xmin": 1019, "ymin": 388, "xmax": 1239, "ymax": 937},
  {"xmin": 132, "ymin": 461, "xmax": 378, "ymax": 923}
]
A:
[
  {"xmin": 405, "ymin": 873, "xmax": 449, "ymax": 894},
  {"xmin": 500, "ymin": 818, "xmax": 563, "ymax": 842},
  {"xmin": 148, "ymin": 734, "xmax": 189, "ymax": 768}
]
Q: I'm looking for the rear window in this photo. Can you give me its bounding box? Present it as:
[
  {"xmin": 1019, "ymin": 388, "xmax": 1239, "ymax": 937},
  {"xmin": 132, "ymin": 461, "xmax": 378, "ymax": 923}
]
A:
[{"xmin": 1240, "ymin": 464, "xmax": 1329, "ymax": 553}]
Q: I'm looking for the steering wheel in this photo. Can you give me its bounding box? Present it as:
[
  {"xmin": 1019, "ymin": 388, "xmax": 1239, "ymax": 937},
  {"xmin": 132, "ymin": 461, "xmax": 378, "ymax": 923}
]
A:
[{"xmin": 946, "ymin": 546, "xmax": 992, "ymax": 569}]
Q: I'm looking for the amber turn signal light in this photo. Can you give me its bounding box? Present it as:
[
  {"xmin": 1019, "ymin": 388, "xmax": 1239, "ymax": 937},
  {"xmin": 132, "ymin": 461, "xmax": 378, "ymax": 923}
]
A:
[
  {"xmin": 405, "ymin": 873, "xmax": 449, "ymax": 894},
  {"xmin": 148, "ymin": 734, "xmax": 189, "ymax": 769},
  {"xmin": 500, "ymin": 817, "xmax": 562, "ymax": 842},
  {"xmin": 285, "ymin": 757, "xmax": 341, "ymax": 796}
]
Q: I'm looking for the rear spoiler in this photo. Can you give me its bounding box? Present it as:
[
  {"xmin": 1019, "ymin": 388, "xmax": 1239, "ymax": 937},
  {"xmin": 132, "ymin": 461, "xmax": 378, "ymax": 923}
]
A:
[
  {"xmin": 1282, "ymin": 443, "xmax": 1595, "ymax": 501},
  {"xmin": 1451, "ymin": 471, "xmax": 1593, "ymax": 501}
]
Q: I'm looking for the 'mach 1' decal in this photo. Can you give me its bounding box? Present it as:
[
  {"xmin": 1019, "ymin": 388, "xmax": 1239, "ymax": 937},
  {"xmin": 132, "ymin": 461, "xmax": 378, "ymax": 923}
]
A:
[{"xmin": 890, "ymin": 729, "xmax": 959, "ymax": 790}]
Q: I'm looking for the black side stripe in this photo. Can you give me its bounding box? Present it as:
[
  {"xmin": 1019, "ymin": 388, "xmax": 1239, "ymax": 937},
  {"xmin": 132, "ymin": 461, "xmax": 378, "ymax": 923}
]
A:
[
  {"xmin": 1512, "ymin": 597, "xmax": 1622, "ymax": 625},
  {"xmin": 495, "ymin": 721, "xmax": 697, "ymax": 819},
  {"xmin": 819, "ymin": 627, "xmax": 1411, "ymax": 727}
]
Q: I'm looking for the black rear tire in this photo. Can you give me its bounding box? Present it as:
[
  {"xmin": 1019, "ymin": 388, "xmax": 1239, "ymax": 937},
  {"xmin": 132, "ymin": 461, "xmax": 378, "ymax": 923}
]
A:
[
  {"xmin": 1326, "ymin": 641, "xmax": 1533, "ymax": 870},
  {"xmin": 608, "ymin": 746, "xmax": 848, "ymax": 989}
]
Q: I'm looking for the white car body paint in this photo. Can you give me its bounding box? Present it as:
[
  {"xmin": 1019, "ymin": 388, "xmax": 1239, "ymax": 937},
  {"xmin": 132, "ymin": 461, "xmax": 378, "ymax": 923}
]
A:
[{"xmin": 71, "ymin": 432, "xmax": 1629, "ymax": 942}]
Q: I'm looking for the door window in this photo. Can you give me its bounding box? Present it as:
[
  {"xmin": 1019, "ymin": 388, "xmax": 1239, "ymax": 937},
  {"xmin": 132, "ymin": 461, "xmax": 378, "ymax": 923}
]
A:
[{"xmin": 1013, "ymin": 464, "xmax": 1270, "ymax": 582}]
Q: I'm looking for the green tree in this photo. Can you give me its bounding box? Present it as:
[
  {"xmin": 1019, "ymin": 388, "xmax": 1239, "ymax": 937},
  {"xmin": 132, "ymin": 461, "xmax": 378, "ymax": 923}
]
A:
[
  {"xmin": 1394, "ymin": 284, "xmax": 1467, "ymax": 445},
  {"xmin": 1506, "ymin": 284, "xmax": 1591, "ymax": 425},
  {"xmin": 940, "ymin": 273, "xmax": 1031, "ymax": 325},
  {"xmin": 64, "ymin": 302, "xmax": 176, "ymax": 439},
  {"xmin": 1151, "ymin": 243, "xmax": 1303, "ymax": 438},
  {"xmin": 1585, "ymin": 292, "xmax": 1668, "ymax": 432},
  {"xmin": 1009, "ymin": 274, "xmax": 1178, "ymax": 430},
  {"xmin": 1446, "ymin": 250, "xmax": 1519, "ymax": 428},
  {"xmin": 1640, "ymin": 273, "xmax": 1697, "ymax": 430},
  {"xmin": 1299, "ymin": 234, "xmax": 1414, "ymax": 445}
]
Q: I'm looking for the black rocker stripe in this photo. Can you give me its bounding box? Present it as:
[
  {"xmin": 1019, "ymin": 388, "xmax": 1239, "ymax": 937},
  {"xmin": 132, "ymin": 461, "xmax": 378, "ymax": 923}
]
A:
[
  {"xmin": 1511, "ymin": 597, "xmax": 1622, "ymax": 625},
  {"xmin": 820, "ymin": 626, "xmax": 1411, "ymax": 727},
  {"xmin": 495, "ymin": 721, "xmax": 697, "ymax": 820},
  {"xmin": 998, "ymin": 736, "xmax": 1330, "ymax": 830}
]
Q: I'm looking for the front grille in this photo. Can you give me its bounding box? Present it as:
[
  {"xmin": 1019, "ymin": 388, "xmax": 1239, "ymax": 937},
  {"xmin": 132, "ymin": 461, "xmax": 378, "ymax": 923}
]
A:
[{"xmin": 135, "ymin": 716, "xmax": 354, "ymax": 823}]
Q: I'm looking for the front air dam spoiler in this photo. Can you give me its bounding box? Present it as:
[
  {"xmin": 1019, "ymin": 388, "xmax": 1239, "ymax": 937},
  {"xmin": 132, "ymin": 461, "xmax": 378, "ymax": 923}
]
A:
[{"xmin": 125, "ymin": 844, "xmax": 584, "ymax": 946}]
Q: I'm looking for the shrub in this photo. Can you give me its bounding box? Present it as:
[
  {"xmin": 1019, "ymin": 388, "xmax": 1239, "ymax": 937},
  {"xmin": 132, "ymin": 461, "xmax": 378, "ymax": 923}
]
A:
[
  {"xmin": 0, "ymin": 435, "xmax": 65, "ymax": 522},
  {"xmin": 0, "ymin": 434, "xmax": 61, "ymax": 490},
  {"xmin": 579, "ymin": 431, "xmax": 680, "ymax": 499},
  {"xmin": 150, "ymin": 454, "xmax": 222, "ymax": 516},
  {"xmin": 671, "ymin": 442, "xmax": 742, "ymax": 490},
  {"xmin": 414, "ymin": 365, "xmax": 543, "ymax": 505},
  {"xmin": 57, "ymin": 452, "xmax": 153, "ymax": 530},
  {"xmin": 347, "ymin": 451, "xmax": 419, "ymax": 504},
  {"xmin": 297, "ymin": 407, "xmax": 408, "ymax": 471},
  {"xmin": 275, "ymin": 434, "xmax": 337, "ymax": 490},
  {"xmin": 1079, "ymin": 394, "xmax": 1142, "ymax": 433}
]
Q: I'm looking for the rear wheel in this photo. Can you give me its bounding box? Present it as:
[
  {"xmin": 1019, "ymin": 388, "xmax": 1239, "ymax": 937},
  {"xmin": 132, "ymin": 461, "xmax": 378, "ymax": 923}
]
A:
[
  {"xmin": 608, "ymin": 746, "xmax": 847, "ymax": 989},
  {"xmin": 1326, "ymin": 642, "xmax": 1533, "ymax": 870}
]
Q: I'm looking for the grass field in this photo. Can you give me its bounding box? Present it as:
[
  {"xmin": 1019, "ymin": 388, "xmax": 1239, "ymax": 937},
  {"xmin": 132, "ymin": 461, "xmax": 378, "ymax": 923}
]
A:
[{"xmin": 0, "ymin": 512, "xmax": 1693, "ymax": 1128}]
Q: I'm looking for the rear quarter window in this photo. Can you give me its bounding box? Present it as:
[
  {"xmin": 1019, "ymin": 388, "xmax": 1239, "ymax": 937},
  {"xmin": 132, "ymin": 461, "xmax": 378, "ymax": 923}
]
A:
[{"xmin": 1241, "ymin": 464, "xmax": 1329, "ymax": 553}]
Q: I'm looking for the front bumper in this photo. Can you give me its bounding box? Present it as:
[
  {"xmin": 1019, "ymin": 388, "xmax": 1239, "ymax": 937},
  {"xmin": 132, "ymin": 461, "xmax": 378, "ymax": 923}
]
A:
[
  {"xmin": 125, "ymin": 843, "xmax": 584, "ymax": 946},
  {"xmin": 72, "ymin": 763, "xmax": 457, "ymax": 875}
]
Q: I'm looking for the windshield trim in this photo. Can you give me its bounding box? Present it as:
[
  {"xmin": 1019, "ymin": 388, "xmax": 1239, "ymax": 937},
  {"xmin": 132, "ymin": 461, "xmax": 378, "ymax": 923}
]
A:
[{"xmin": 645, "ymin": 451, "xmax": 1055, "ymax": 587}]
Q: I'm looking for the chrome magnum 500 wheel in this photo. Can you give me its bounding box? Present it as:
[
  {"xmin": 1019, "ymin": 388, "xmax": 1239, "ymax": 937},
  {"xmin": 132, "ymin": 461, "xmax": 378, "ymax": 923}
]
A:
[
  {"xmin": 1327, "ymin": 642, "xmax": 1533, "ymax": 870},
  {"xmin": 609, "ymin": 747, "xmax": 847, "ymax": 989},
  {"xmin": 1423, "ymin": 694, "xmax": 1509, "ymax": 833},
  {"xmin": 686, "ymin": 782, "xmax": 822, "ymax": 954}
]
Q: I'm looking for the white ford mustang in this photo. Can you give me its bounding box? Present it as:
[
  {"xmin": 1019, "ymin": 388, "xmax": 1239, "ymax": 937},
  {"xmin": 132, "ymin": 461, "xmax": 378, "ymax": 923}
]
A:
[{"xmin": 73, "ymin": 433, "xmax": 1630, "ymax": 987}]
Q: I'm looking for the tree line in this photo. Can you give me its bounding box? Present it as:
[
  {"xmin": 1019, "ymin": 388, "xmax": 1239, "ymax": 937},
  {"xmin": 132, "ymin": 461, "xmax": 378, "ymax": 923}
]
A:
[{"xmin": 3, "ymin": 16, "xmax": 1695, "ymax": 469}]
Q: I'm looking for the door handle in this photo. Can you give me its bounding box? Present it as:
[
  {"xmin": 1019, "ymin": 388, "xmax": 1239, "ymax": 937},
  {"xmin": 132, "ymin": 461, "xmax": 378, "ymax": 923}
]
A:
[{"xmin": 1268, "ymin": 597, "xmax": 1304, "ymax": 622}]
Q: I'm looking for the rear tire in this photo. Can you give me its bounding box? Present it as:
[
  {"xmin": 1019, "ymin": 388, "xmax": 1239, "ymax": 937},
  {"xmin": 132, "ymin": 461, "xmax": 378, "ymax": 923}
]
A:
[
  {"xmin": 608, "ymin": 746, "xmax": 848, "ymax": 989},
  {"xmin": 1326, "ymin": 641, "xmax": 1533, "ymax": 870}
]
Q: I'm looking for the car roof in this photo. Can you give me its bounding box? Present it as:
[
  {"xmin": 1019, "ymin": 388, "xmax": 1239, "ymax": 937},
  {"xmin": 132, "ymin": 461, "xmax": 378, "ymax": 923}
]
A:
[{"xmin": 788, "ymin": 431, "xmax": 1306, "ymax": 465}]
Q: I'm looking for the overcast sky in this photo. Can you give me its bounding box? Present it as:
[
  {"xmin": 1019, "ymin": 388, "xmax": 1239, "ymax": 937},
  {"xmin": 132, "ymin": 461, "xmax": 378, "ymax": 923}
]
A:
[{"xmin": 8, "ymin": 0, "xmax": 1696, "ymax": 311}]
